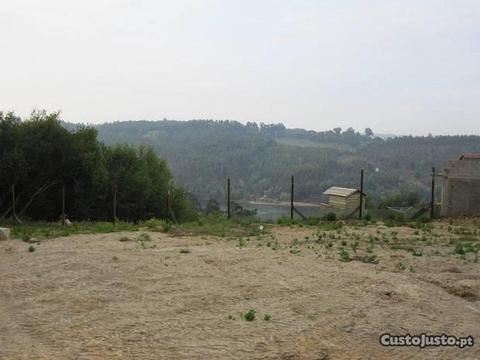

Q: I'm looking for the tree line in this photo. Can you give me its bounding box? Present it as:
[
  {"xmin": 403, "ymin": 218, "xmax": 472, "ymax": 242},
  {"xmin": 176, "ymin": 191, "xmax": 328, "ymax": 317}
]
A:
[
  {"xmin": 0, "ymin": 111, "xmax": 196, "ymax": 223},
  {"xmin": 94, "ymin": 119, "xmax": 480, "ymax": 208}
]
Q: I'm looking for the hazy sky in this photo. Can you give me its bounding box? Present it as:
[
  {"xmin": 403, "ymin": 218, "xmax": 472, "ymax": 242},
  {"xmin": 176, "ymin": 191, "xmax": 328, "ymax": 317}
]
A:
[{"xmin": 1, "ymin": 0, "xmax": 479, "ymax": 135}]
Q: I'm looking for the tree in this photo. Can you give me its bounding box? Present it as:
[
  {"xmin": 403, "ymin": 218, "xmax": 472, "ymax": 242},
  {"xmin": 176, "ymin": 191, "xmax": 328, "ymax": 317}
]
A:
[
  {"xmin": 365, "ymin": 128, "xmax": 374, "ymax": 138},
  {"xmin": 0, "ymin": 110, "xmax": 196, "ymax": 222}
]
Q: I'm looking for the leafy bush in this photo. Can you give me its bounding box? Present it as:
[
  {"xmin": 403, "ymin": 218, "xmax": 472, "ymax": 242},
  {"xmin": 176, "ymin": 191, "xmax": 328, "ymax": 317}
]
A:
[
  {"xmin": 412, "ymin": 249, "xmax": 423, "ymax": 256},
  {"xmin": 339, "ymin": 248, "xmax": 350, "ymax": 262},
  {"xmin": 324, "ymin": 212, "xmax": 337, "ymax": 221},
  {"xmin": 243, "ymin": 309, "xmax": 256, "ymax": 321}
]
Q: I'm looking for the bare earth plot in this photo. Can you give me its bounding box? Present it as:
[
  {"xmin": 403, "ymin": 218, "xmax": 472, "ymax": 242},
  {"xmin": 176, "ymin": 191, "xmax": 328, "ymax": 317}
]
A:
[{"xmin": 0, "ymin": 219, "xmax": 479, "ymax": 359}]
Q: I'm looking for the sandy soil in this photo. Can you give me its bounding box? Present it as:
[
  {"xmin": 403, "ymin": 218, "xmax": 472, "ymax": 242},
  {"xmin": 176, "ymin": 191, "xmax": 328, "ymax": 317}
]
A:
[{"xmin": 0, "ymin": 220, "xmax": 479, "ymax": 359}]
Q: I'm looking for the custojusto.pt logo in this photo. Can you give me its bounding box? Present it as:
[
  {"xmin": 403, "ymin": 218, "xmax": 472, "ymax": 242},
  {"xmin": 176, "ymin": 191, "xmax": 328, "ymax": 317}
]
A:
[{"xmin": 379, "ymin": 333, "xmax": 474, "ymax": 349}]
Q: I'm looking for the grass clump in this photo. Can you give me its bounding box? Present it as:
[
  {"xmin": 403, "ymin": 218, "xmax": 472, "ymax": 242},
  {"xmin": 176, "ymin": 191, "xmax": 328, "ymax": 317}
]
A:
[
  {"xmin": 9, "ymin": 221, "xmax": 139, "ymax": 240},
  {"xmin": 176, "ymin": 215, "xmax": 264, "ymax": 238},
  {"xmin": 264, "ymin": 314, "xmax": 272, "ymax": 321},
  {"xmin": 237, "ymin": 238, "xmax": 246, "ymax": 248},
  {"xmin": 138, "ymin": 233, "xmax": 155, "ymax": 249},
  {"xmin": 144, "ymin": 218, "xmax": 172, "ymax": 232},
  {"xmin": 361, "ymin": 254, "xmax": 379, "ymax": 264},
  {"xmin": 323, "ymin": 212, "xmax": 337, "ymax": 221},
  {"xmin": 339, "ymin": 248, "xmax": 350, "ymax": 262},
  {"xmin": 243, "ymin": 309, "xmax": 256, "ymax": 321},
  {"xmin": 412, "ymin": 249, "xmax": 423, "ymax": 257}
]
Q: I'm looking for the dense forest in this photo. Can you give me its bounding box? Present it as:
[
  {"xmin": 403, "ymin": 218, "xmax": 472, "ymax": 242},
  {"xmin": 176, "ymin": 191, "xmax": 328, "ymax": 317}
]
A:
[
  {"xmin": 4, "ymin": 112, "xmax": 478, "ymax": 221},
  {"xmin": 89, "ymin": 119, "xmax": 480, "ymax": 208},
  {"xmin": 0, "ymin": 111, "xmax": 195, "ymax": 222}
]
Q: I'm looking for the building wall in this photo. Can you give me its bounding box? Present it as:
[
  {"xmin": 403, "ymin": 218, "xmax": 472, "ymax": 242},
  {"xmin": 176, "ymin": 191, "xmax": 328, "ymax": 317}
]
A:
[
  {"xmin": 441, "ymin": 158, "xmax": 480, "ymax": 217},
  {"xmin": 441, "ymin": 177, "xmax": 480, "ymax": 217}
]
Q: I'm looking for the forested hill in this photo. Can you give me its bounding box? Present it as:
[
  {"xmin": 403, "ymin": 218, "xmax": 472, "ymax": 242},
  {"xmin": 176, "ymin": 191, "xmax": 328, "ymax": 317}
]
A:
[{"xmin": 89, "ymin": 120, "xmax": 480, "ymax": 206}]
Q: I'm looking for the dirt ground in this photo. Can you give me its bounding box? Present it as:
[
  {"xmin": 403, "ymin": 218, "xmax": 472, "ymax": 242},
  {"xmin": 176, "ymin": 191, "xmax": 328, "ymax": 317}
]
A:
[{"xmin": 1, "ymin": 219, "xmax": 479, "ymax": 359}]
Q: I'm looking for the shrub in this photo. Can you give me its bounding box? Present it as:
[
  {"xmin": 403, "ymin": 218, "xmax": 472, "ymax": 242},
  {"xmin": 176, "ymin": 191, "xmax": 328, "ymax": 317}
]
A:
[
  {"xmin": 412, "ymin": 249, "xmax": 423, "ymax": 257},
  {"xmin": 454, "ymin": 244, "xmax": 465, "ymax": 255},
  {"xmin": 339, "ymin": 248, "xmax": 350, "ymax": 262},
  {"xmin": 139, "ymin": 233, "xmax": 151, "ymax": 242},
  {"xmin": 243, "ymin": 309, "xmax": 256, "ymax": 321},
  {"xmin": 324, "ymin": 212, "xmax": 337, "ymax": 221}
]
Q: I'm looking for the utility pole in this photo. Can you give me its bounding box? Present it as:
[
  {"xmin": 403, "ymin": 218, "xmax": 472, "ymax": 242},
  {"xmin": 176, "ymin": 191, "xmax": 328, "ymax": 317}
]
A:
[
  {"xmin": 11, "ymin": 184, "xmax": 16, "ymax": 222},
  {"xmin": 430, "ymin": 167, "xmax": 435, "ymax": 219},
  {"xmin": 359, "ymin": 169, "xmax": 364, "ymax": 220},
  {"xmin": 113, "ymin": 184, "xmax": 117, "ymax": 226},
  {"xmin": 166, "ymin": 190, "xmax": 171, "ymax": 222},
  {"xmin": 61, "ymin": 184, "xmax": 66, "ymax": 226},
  {"xmin": 227, "ymin": 178, "xmax": 231, "ymax": 219},
  {"xmin": 290, "ymin": 175, "xmax": 294, "ymax": 220}
]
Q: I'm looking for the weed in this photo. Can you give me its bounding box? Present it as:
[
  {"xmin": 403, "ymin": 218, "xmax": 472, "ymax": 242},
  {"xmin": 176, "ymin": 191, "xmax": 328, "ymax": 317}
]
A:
[
  {"xmin": 318, "ymin": 222, "xmax": 343, "ymax": 232},
  {"xmin": 264, "ymin": 314, "xmax": 272, "ymax": 321},
  {"xmin": 412, "ymin": 249, "xmax": 423, "ymax": 257},
  {"xmin": 361, "ymin": 254, "xmax": 379, "ymax": 264},
  {"xmin": 10, "ymin": 221, "xmax": 139, "ymax": 240},
  {"xmin": 21, "ymin": 234, "xmax": 32, "ymax": 242},
  {"xmin": 144, "ymin": 218, "xmax": 170, "ymax": 232},
  {"xmin": 324, "ymin": 212, "xmax": 337, "ymax": 221},
  {"xmin": 28, "ymin": 245, "xmax": 35, "ymax": 252},
  {"xmin": 455, "ymin": 243, "xmax": 479, "ymax": 255},
  {"xmin": 139, "ymin": 233, "xmax": 154, "ymax": 249},
  {"xmin": 243, "ymin": 309, "xmax": 256, "ymax": 321},
  {"xmin": 351, "ymin": 241, "xmax": 358, "ymax": 252},
  {"xmin": 180, "ymin": 248, "xmax": 190, "ymax": 254},
  {"xmin": 339, "ymin": 248, "xmax": 350, "ymax": 262},
  {"xmin": 139, "ymin": 233, "xmax": 151, "ymax": 242},
  {"xmin": 395, "ymin": 262, "xmax": 406, "ymax": 271}
]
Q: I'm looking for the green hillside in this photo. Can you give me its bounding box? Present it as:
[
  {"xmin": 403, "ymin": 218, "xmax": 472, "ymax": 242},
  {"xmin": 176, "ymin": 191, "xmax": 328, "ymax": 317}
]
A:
[{"xmin": 89, "ymin": 120, "xmax": 480, "ymax": 207}]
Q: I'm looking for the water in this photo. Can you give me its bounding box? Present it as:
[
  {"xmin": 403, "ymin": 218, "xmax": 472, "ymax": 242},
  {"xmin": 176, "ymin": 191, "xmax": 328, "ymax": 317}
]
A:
[{"xmin": 237, "ymin": 201, "xmax": 324, "ymax": 221}]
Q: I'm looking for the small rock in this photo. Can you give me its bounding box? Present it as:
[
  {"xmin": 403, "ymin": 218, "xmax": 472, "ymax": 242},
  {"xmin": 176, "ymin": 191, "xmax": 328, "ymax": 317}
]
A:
[{"xmin": 0, "ymin": 228, "xmax": 10, "ymax": 241}]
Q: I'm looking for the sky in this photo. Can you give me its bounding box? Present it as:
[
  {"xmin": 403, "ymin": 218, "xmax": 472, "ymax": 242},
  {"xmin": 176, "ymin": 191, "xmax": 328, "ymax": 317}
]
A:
[{"xmin": 1, "ymin": 0, "xmax": 479, "ymax": 135}]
